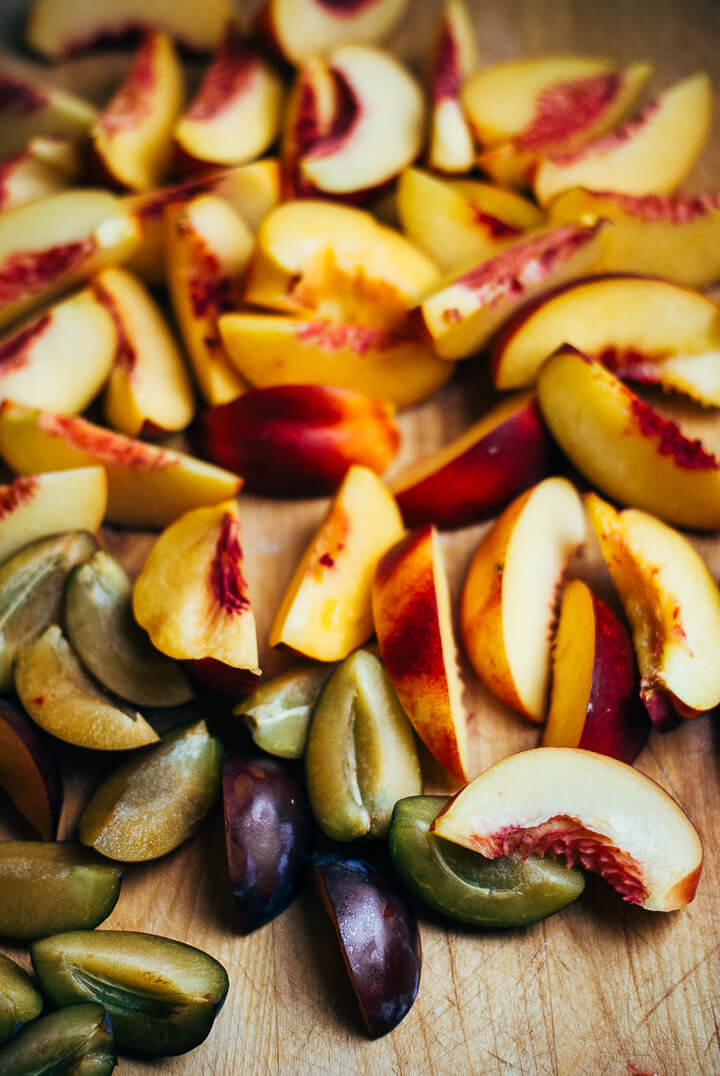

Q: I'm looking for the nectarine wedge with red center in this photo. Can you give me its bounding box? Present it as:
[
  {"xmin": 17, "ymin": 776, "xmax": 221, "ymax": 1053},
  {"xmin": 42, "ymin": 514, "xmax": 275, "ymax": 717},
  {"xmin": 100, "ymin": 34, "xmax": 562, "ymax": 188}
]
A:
[
  {"xmin": 281, "ymin": 55, "xmax": 338, "ymax": 199},
  {"xmin": 493, "ymin": 276, "xmax": 720, "ymax": 404},
  {"xmin": 534, "ymin": 73, "xmax": 713, "ymax": 206},
  {"xmin": 269, "ymin": 465, "xmax": 404, "ymax": 661},
  {"xmin": 0, "ymin": 468, "xmax": 106, "ymax": 565},
  {"xmin": 543, "ymin": 579, "xmax": 649, "ymax": 763},
  {"xmin": 91, "ymin": 31, "xmax": 185, "ymax": 193},
  {"xmin": 585, "ymin": 494, "xmax": 720, "ymax": 727},
  {"xmin": 0, "ymin": 73, "xmax": 96, "ymax": 158},
  {"xmin": 390, "ymin": 392, "xmax": 552, "ymax": 529},
  {"xmin": 133, "ymin": 500, "xmax": 260, "ymax": 691},
  {"xmin": 537, "ymin": 347, "xmax": 720, "ymax": 530},
  {"xmin": 417, "ymin": 221, "xmax": 606, "ymax": 360},
  {"xmin": 373, "ymin": 525, "xmax": 470, "ymax": 781},
  {"xmin": 0, "ymin": 699, "xmax": 62, "ymax": 840},
  {"xmin": 548, "ymin": 187, "xmax": 720, "ymax": 288},
  {"xmin": 432, "ymin": 748, "xmax": 703, "ymax": 912},
  {"xmin": 95, "ymin": 267, "xmax": 195, "ymax": 438},
  {"xmin": 0, "ymin": 146, "xmax": 72, "ymax": 212},
  {"xmin": 257, "ymin": 0, "xmax": 408, "ymax": 66},
  {"xmin": 197, "ymin": 384, "xmax": 399, "ymax": 497},
  {"xmin": 0, "ymin": 401, "xmax": 242, "ymax": 529},
  {"xmin": 461, "ymin": 477, "xmax": 586, "ymax": 722},
  {"xmin": 427, "ymin": 0, "xmax": 476, "ymax": 175}
]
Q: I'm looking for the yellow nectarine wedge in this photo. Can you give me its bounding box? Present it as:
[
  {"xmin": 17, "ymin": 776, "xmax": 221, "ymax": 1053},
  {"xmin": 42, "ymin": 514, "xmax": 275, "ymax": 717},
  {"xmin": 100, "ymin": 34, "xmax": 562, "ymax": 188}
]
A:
[
  {"xmin": 432, "ymin": 748, "xmax": 703, "ymax": 912},
  {"xmin": 0, "ymin": 401, "xmax": 241, "ymax": 529},
  {"xmin": 165, "ymin": 194, "xmax": 253, "ymax": 406},
  {"xmin": 427, "ymin": 0, "xmax": 476, "ymax": 174},
  {"xmin": 96, "ymin": 267, "xmax": 195, "ymax": 437},
  {"xmin": 461, "ymin": 477, "xmax": 586, "ymax": 721},
  {"xmin": 133, "ymin": 500, "xmax": 260, "ymax": 687},
  {"xmin": 373, "ymin": 526, "xmax": 470, "ymax": 781},
  {"xmin": 91, "ymin": 31, "xmax": 185, "ymax": 192},
  {"xmin": 257, "ymin": 0, "xmax": 408, "ymax": 66},
  {"xmin": 534, "ymin": 73, "xmax": 713, "ymax": 206},
  {"xmin": 269, "ymin": 465, "xmax": 404, "ymax": 661},
  {"xmin": 585, "ymin": 494, "xmax": 720, "ymax": 726},
  {"xmin": 537, "ymin": 347, "xmax": 720, "ymax": 530},
  {"xmin": 0, "ymin": 72, "xmax": 96, "ymax": 158},
  {"xmin": 218, "ymin": 313, "xmax": 454, "ymax": 410},
  {"xmin": 0, "ymin": 469, "xmax": 106, "ymax": 564},
  {"xmin": 0, "ymin": 145, "xmax": 72, "ymax": 212}
]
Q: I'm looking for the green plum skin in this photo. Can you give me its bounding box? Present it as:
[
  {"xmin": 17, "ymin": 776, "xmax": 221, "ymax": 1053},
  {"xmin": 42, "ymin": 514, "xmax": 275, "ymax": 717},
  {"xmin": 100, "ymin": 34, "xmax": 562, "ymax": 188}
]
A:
[
  {"xmin": 389, "ymin": 796, "xmax": 585, "ymax": 927},
  {"xmin": 0, "ymin": 952, "xmax": 43, "ymax": 1043},
  {"xmin": 0, "ymin": 1003, "xmax": 115, "ymax": 1075}
]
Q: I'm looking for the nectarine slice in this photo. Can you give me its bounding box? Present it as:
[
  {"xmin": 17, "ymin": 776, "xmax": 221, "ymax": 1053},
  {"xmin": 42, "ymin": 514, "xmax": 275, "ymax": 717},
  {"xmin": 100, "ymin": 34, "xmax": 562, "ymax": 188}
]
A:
[
  {"xmin": 432, "ymin": 748, "xmax": 703, "ymax": 911},
  {"xmin": 257, "ymin": 0, "xmax": 408, "ymax": 66},
  {"xmin": 0, "ymin": 699, "xmax": 62, "ymax": 840},
  {"xmin": 548, "ymin": 186, "xmax": 720, "ymax": 288},
  {"xmin": 0, "ymin": 401, "xmax": 242, "ymax": 529},
  {"xmin": 373, "ymin": 525, "xmax": 470, "ymax": 781},
  {"xmin": 218, "ymin": 313, "xmax": 453, "ymax": 410},
  {"xmin": 418, "ymin": 221, "xmax": 605, "ymax": 360},
  {"xmin": 389, "ymin": 392, "xmax": 552, "ymax": 529},
  {"xmin": 0, "ymin": 145, "xmax": 72, "ymax": 212},
  {"xmin": 543, "ymin": 579, "xmax": 649, "ymax": 763},
  {"xmin": 585, "ymin": 494, "xmax": 720, "ymax": 726},
  {"xmin": 427, "ymin": 0, "xmax": 476, "ymax": 174},
  {"xmin": 0, "ymin": 468, "xmax": 106, "ymax": 565},
  {"xmin": 133, "ymin": 500, "xmax": 260, "ymax": 685},
  {"xmin": 269, "ymin": 465, "xmax": 404, "ymax": 661},
  {"xmin": 0, "ymin": 73, "xmax": 96, "ymax": 158},
  {"xmin": 95, "ymin": 267, "xmax": 195, "ymax": 437},
  {"xmin": 493, "ymin": 276, "xmax": 720, "ymax": 403},
  {"xmin": 91, "ymin": 31, "xmax": 185, "ymax": 193},
  {"xmin": 461, "ymin": 477, "xmax": 586, "ymax": 721},
  {"xmin": 534, "ymin": 72, "xmax": 713, "ymax": 206},
  {"xmin": 537, "ymin": 347, "xmax": 720, "ymax": 530}
]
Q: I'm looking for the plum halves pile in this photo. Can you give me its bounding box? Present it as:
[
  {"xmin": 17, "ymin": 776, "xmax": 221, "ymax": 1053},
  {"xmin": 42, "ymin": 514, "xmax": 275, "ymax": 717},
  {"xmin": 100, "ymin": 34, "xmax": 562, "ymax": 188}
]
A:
[{"xmin": 0, "ymin": 0, "xmax": 717, "ymax": 1057}]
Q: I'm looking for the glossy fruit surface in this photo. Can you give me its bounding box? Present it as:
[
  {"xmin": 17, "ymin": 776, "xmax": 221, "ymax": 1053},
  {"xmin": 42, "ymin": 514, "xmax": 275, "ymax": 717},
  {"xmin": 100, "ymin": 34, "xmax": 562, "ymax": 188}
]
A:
[
  {"xmin": 235, "ymin": 664, "xmax": 333, "ymax": 758},
  {"xmin": 0, "ymin": 698, "xmax": 62, "ymax": 839},
  {"xmin": 0, "ymin": 1003, "xmax": 115, "ymax": 1075},
  {"xmin": 0, "ymin": 952, "xmax": 43, "ymax": 1045}
]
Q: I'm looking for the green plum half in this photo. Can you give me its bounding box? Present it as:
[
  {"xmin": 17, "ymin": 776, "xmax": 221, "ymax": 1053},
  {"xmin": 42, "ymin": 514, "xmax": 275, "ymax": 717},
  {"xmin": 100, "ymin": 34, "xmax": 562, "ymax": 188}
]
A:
[
  {"xmin": 0, "ymin": 1003, "xmax": 115, "ymax": 1075},
  {"xmin": 0, "ymin": 953, "xmax": 43, "ymax": 1044},
  {"xmin": 235, "ymin": 663, "xmax": 333, "ymax": 758}
]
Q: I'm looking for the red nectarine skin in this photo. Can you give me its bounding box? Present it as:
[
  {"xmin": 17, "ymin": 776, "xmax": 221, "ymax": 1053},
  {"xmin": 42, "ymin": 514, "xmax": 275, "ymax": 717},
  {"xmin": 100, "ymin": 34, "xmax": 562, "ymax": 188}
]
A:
[
  {"xmin": 579, "ymin": 189, "xmax": 720, "ymax": 222},
  {"xmin": 432, "ymin": 22, "xmax": 460, "ymax": 101},
  {"xmin": 92, "ymin": 280, "xmax": 136, "ymax": 373},
  {"xmin": 469, "ymin": 205, "xmax": 522, "ymax": 241},
  {"xmin": 211, "ymin": 512, "xmax": 250, "ymax": 615},
  {"xmin": 100, "ymin": 33, "xmax": 156, "ymax": 137},
  {"xmin": 550, "ymin": 97, "xmax": 660, "ymax": 164},
  {"xmin": 519, "ymin": 72, "xmax": 622, "ymax": 150},
  {"xmin": 185, "ymin": 26, "xmax": 253, "ymax": 121},
  {"xmin": 185, "ymin": 657, "xmax": 260, "ymax": 695},
  {"xmin": 136, "ymin": 177, "xmax": 218, "ymax": 219},
  {"xmin": 35, "ymin": 411, "xmax": 175, "ymax": 470},
  {"xmin": 0, "ymin": 241, "xmax": 95, "ymax": 305},
  {"xmin": 315, "ymin": 0, "xmax": 378, "ymax": 12},
  {"xmin": 285, "ymin": 69, "xmax": 360, "ymax": 199},
  {"xmin": 0, "ymin": 475, "xmax": 38, "ymax": 518},
  {"xmin": 629, "ymin": 396, "xmax": 719, "ymax": 471},
  {"xmin": 0, "ymin": 313, "xmax": 51, "ymax": 372},
  {"xmin": 0, "ymin": 75, "xmax": 47, "ymax": 114}
]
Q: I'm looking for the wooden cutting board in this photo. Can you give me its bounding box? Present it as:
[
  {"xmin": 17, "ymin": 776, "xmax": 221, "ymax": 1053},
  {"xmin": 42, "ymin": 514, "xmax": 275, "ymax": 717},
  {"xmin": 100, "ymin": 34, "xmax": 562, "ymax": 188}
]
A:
[{"xmin": 2, "ymin": 1, "xmax": 720, "ymax": 1073}]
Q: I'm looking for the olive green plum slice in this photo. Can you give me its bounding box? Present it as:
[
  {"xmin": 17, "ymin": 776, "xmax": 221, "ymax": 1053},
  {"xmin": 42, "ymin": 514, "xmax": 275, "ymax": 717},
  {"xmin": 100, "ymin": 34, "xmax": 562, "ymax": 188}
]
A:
[
  {"xmin": 0, "ymin": 531, "xmax": 97, "ymax": 691},
  {"xmin": 0, "ymin": 842, "xmax": 122, "ymax": 940},
  {"xmin": 78, "ymin": 720, "xmax": 223, "ymax": 862},
  {"xmin": 32, "ymin": 931, "xmax": 229, "ymax": 1057},
  {"xmin": 0, "ymin": 698, "xmax": 62, "ymax": 840},
  {"xmin": 0, "ymin": 1003, "xmax": 115, "ymax": 1075},
  {"xmin": 0, "ymin": 953, "xmax": 43, "ymax": 1045},
  {"xmin": 15, "ymin": 625, "xmax": 159, "ymax": 751},
  {"xmin": 235, "ymin": 664, "xmax": 333, "ymax": 758},
  {"xmin": 389, "ymin": 796, "xmax": 586, "ymax": 927},
  {"xmin": 305, "ymin": 650, "xmax": 422, "ymax": 842},
  {"xmin": 65, "ymin": 551, "xmax": 194, "ymax": 708}
]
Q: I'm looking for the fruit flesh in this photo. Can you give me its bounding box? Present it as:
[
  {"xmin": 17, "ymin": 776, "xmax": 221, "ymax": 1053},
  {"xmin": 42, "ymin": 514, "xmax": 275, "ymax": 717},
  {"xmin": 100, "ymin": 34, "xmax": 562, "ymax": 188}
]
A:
[
  {"xmin": 235, "ymin": 664, "xmax": 333, "ymax": 758},
  {"xmin": 0, "ymin": 698, "xmax": 63, "ymax": 840}
]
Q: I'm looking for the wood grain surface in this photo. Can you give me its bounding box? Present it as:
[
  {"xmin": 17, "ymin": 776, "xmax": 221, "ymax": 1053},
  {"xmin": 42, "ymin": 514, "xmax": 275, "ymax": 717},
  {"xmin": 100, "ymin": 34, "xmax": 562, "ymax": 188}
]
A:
[{"xmin": 2, "ymin": 1, "xmax": 720, "ymax": 1073}]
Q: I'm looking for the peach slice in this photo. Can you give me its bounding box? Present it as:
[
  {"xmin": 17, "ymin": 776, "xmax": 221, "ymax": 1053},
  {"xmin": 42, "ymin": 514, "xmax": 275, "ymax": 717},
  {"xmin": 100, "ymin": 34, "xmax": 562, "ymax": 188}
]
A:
[
  {"xmin": 174, "ymin": 26, "xmax": 284, "ymax": 169},
  {"xmin": 133, "ymin": 500, "xmax": 260, "ymax": 691},
  {"xmin": 373, "ymin": 525, "xmax": 470, "ymax": 781},
  {"xmin": 0, "ymin": 147, "xmax": 72, "ymax": 212},
  {"xmin": 125, "ymin": 158, "xmax": 280, "ymax": 285},
  {"xmin": 257, "ymin": 0, "xmax": 408, "ymax": 66},
  {"xmin": 0, "ymin": 401, "xmax": 242, "ymax": 529},
  {"xmin": 0, "ymin": 699, "xmax": 62, "ymax": 840},
  {"xmin": 542, "ymin": 579, "xmax": 649, "ymax": 763},
  {"xmin": 0, "ymin": 289, "xmax": 116, "ymax": 414},
  {"xmin": 0, "ymin": 468, "xmax": 106, "ymax": 565},
  {"xmin": 197, "ymin": 385, "xmax": 399, "ymax": 497},
  {"xmin": 281, "ymin": 55, "xmax": 339, "ymax": 199},
  {"xmin": 536, "ymin": 347, "xmax": 720, "ymax": 531},
  {"xmin": 427, "ymin": 0, "xmax": 477, "ymax": 174},
  {"xmin": 390, "ymin": 393, "xmax": 552, "ymax": 529},
  {"xmin": 95, "ymin": 267, "xmax": 195, "ymax": 437},
  {"xmin": 476, "ymin": 63, "xmax": 652, "ymax": 187},
  {"xmin": 26, "ymin": 0, "xmax": 234, "ymax": 58},
  {"xmin": 397, "ymin": 168, "xmax": 543, "ymax": 274},
  {"xmin": 461, "ymin": 477, "xmax": 586, "ymax": 722},
  {"xmin": 492, "ymin": 276, "xmax": 720, "ymax": 404},
  {"xmin": 165, "ymin": 193, "xmax": 253, "ymax": 406},
  {"xmin": 0, "ymin": 189, "xmax": 140, "ymax": 330},
  {"xmin": 534, "ymin": 73, "xmax": 713, "ymax": 206},
  {"xmin": 269, "ymin": 464, "xmax": 404, "ymax": 661},
  {"xmin": 91, "ymin": 31, "xmax": 185, "ymax": 193},
  {"xmin": 431, "ymin": 748, "xmax": 703, "ymax": 912},
  {"xmin": 291, "ymin": 46, "xmax": 424, "ymax": 199},
  {"xmin": 0, "ymin": 73, "xmax": 96, "ymax": 158},
  {"xmin": 218, "ymin": 313, "xmax": 453, "ymax": 409},
  {"xmin": 585, "ymin": 494, "xmax": 720, "ymax": 727},
  {"xmin": 417, "ymin": 221, "xmax": 605, "ymax": 360},
  {"xmin": 547, "ymin": 186, "xmax": 720, "ymax": 288},
  {"xmin": 244, "ymin": 200, "xmax": 439, "ymax": 324}
]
